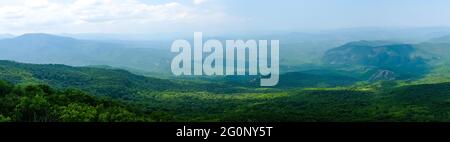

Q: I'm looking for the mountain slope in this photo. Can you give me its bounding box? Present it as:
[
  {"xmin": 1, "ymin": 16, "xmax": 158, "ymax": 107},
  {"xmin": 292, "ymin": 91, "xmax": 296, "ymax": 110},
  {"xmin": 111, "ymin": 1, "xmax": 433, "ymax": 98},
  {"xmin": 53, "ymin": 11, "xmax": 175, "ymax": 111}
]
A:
[
  {"xmin": 277, "ymin": 71, "xmax": 360, "ymax": 88},
  {"xmin": 322, "ymin": 41, "xmax": 429, "ymax": 80},
  {"xmin": 1, "ymin": 60, "xmax": 450, "ymax": 122},
  {"xmin": 0, "ymin": 60, "xmax": 177, "ymax": 98},
  {"xmin": 0, "ymin": 60, "xmax": 242, "ymax": 99},
  {"xmin": 323, "ymin": 41, "xmax": 422, "ymax": 67}
]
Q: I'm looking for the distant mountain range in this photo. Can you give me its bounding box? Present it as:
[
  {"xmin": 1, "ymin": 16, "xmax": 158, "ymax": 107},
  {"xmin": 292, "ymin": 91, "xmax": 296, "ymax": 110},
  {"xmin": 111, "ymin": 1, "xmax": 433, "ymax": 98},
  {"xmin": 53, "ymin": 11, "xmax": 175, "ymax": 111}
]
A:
[
  {"xmin": 2, "ymin": 32, "xmax": 449, "ymax": 83},
  {"xmin": 0, "ymin": 34, "xmax": 14, "ymax": 39},
  {"xmin": 415, "ymin": 35, "xmax": 450, "ymax": 62},
  {"xmin": 428, "ymin": 35, "xmax": 450, "ymax": 43},
  {"xmin": 0, "ymin": 33, "xmax": 172, "ymax": 74}
]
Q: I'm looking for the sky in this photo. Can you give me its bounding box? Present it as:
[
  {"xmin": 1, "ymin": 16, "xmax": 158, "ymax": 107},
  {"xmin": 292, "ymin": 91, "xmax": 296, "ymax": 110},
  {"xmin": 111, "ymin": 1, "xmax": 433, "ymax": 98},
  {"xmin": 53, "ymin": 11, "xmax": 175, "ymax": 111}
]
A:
[{"xmin": 1, "ymin": 0, "xmax": 450, "ymax": 35}]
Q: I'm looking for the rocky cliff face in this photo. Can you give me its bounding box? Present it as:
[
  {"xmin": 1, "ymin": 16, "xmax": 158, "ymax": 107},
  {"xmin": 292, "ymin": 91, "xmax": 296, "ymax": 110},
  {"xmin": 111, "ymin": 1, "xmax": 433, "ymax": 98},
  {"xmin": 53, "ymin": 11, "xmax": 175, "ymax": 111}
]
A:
[{"xmin": 369, "ymin": 70, "xmax": 396, "ymax": 82}]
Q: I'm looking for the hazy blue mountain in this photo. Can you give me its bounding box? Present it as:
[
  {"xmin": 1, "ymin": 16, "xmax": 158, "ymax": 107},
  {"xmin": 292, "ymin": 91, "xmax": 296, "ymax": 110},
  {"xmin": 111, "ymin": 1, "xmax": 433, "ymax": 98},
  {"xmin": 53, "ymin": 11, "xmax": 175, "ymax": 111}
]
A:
[
  {"xmin": 256, "ymin": 27, "xmax": 450, "ymax": 66},
  {"xmin": 0, "ymin": 34, "xmax": 14, "ymax": 39},
  {"xmin": 323, "ymin": 41, "xmax": 425, "ymax": 67},
  {"xmin": 428, "ymin": 35, "xmax": 450, "ymax": 43},
  {"xmin": 0, "ymin": 33, "xmax": 172, "ymax": 74},
  {"xmin": 61, "ymin": 33, "xmax": 191, "ymax": 41},
  {"xmin": 414, "ymin": 35, "xmax": 450, "ymax": 63},
  {"xmin": 322, "ymin": 41, "xmax": 429, "ymax": 80}
]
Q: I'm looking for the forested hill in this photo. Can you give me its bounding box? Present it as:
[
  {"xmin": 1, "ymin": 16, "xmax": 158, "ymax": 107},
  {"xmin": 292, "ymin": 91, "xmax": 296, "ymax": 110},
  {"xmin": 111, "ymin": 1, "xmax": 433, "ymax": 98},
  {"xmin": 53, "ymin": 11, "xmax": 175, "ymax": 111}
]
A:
[
  {"xmin": 2, "ymin": 60, "xmax": 450, "ymax": 122},
  {"xmin": 0, "ymin": 60, "xmax": 242, "ymax": 99},
  {"xmin": 0, "ymin": 80, "xmax": 152, "ymax": 122}
]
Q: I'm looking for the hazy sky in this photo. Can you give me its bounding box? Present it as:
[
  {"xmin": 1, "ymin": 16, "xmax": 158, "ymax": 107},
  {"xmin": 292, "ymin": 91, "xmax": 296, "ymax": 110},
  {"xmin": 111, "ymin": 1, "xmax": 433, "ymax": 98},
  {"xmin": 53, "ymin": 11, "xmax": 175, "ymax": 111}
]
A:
[{"xmin": 0, "ymin": 0, "xmax": 450, "ymax": 34}]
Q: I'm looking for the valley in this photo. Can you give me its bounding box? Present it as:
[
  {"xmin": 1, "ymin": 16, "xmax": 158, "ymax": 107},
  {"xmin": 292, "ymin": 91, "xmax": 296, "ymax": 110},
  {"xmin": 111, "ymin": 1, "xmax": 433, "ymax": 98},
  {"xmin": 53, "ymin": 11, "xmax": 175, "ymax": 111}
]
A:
[{"xmin": 1, "ymin": 31, "xmax": 450, "ymax": 122}]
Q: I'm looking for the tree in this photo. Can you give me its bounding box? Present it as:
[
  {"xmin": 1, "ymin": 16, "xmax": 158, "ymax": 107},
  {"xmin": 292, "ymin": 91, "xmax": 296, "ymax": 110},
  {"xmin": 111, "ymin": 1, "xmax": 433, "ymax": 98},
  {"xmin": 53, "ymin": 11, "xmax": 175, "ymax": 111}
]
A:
[
  {"xmin": 98, "ymin": 107, "xmax": 138, "ymax": 122},
  {"xmin": 0, "ymin": 115, "xmax": 11, "ymax": 122},
  {"xmin": 0, "ymin": 80, "xmax": 12, "ymax": 96},
  {"xmin": 15, "ymin": 95, "xmax": 53, "ymax": 122},
  {"xmin": 59, "ymin": 103, "xmax": 97, "ymax": 122}
]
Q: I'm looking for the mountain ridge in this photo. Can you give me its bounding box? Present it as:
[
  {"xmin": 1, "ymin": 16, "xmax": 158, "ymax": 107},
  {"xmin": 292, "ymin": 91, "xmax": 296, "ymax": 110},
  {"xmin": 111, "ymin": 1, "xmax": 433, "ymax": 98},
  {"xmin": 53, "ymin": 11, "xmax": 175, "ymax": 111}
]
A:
[{"xmin": 0, "ymin": 33, "xmax": 172, "ymax": 74}]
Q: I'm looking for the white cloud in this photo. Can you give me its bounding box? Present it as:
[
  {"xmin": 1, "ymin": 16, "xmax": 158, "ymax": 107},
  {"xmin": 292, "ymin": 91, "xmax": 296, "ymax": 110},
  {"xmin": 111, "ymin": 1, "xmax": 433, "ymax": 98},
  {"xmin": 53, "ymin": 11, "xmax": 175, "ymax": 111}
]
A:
[
  {"xmin": 0, "ymin": 0, "xmax": 236, "ymax": 34},
  {"xmin": 69, "ymin": 0, "xmax": 191, "ymax": 23},
  {"xmin": 193, "ymin": 0, "xmax": 207, "ymax": 5},
  {"xmin": 24, "ymin": 0, "xmax": 49, "ymax": 8}
]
